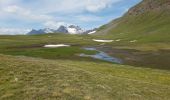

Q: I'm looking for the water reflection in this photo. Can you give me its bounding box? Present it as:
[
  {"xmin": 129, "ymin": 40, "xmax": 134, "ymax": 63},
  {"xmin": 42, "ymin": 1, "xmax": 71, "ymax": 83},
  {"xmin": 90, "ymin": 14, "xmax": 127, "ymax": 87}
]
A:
[{"xmin": 80, "ymin": 48, "xmax": 122, "ymax": 64}]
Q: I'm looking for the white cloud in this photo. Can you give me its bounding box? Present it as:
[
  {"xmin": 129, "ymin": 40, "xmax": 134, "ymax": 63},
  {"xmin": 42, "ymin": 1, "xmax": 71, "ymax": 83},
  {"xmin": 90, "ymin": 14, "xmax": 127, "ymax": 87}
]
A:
[
  {"xmin": 2, "ymin": 5, "xmax": 54, "ymax": 22},
  {"xmin": 0, "ymin": 0, "xmax": 123, "ymax": 19},
  {"xmin": 44, "ymin": 21, "xmax": 69, "ymax": 29},
  {"xmin": 76, "ymin": 15, "xmax": 101, "ymax": 22},
  {"xmin": 0, "ymin": 0, "xmax": 124, "ymax": 34},
  {"xmin": 85, "ymin": 0, "xmax": 114, "ymax": 12},
  {"xmin": 27, "ymin": 0, "xmax": 122, "ymax": 13},
  {"xmin": 5, "ymin": 5, "xmax": 19, "ymax": 13},
  {"xmin": 0, "ymin": 27, "xmax": 30, "ymax": 35},
  {"xmin": 0, "ymin": 0, "xmax": 16, "ymax": 5}
]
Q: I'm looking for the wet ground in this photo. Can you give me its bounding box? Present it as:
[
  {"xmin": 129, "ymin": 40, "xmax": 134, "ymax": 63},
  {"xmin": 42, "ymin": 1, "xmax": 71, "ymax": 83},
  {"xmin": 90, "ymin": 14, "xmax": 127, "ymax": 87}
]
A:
[
  {"xmin": 80, "ymin": 47, "xmax": 122, "ymax": 64},
  {"xmin": 95, "ymin": 46, "xmax": 170, "ymax": 70},
  {"xmin": 5, "ymin": 44, "xmax": 170, "ymax": 70}
]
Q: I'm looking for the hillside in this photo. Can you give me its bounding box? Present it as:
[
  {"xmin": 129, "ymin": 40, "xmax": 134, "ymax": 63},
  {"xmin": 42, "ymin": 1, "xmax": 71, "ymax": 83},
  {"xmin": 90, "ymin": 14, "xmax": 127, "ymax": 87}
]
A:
[{"xmin": 96, "ymin": 0, "xmax": 170, "ymax": 43}]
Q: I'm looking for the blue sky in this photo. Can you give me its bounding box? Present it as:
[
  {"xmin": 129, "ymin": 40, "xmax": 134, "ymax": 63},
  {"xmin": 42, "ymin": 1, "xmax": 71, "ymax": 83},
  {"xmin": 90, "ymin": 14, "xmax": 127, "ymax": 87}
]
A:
[{"xmin": 0, "ymin": 0, "xmax": 141, "ymax": 34}]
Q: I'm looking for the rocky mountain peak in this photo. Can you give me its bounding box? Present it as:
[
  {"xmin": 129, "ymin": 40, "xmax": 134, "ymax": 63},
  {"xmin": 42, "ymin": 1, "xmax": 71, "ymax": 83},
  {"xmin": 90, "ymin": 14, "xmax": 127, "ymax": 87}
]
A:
[
  {"xmin": 57, "ymin": 25, "xmax": 68, "ymax": 33},
  {"xmin": 27, "ymin": 25, "xmax": 86, "ymax": 35}
]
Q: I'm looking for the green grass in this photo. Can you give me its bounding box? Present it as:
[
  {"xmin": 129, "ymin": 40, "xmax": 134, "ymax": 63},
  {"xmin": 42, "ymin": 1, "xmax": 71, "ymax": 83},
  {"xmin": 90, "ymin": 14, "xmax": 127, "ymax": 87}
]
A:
[
  {"xmin": 0, "ymin": 34, "xmax": 169, "ymax": 99},
  {"xmin": 95, "ymin": 9, "xmax": 170, "ymax": 43},
  {"xmin": 0, "ymin": 34, "xmax": 103, "ymax": 63},
  {"xmin": 0, "ymin": 34, "xmax": 96, "ymax": 48},
  {"xmin": 0, "ymin": 46, "xmax": 98, "ymax": 61},
  {"xmin": 93, "ymin": 11, "xmax": 170, "ymax": 51},
  {"xmin": 0, "ymin": 54, "xmax": 170, "ymax": 100}
]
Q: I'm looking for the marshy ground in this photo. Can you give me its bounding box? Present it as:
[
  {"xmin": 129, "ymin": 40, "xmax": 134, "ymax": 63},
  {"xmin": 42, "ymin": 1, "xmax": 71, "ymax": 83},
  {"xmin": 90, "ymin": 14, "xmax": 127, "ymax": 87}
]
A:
[{"xmin": 0, "ymin": 34, "xmax": 170, "ymax": 100}]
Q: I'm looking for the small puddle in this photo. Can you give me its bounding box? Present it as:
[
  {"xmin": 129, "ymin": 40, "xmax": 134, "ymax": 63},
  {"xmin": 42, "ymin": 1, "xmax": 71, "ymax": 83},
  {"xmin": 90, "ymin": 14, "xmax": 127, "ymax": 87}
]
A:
[{"xmin": 80, "ymin": 47, "xmax": 122, "ymax": 64}]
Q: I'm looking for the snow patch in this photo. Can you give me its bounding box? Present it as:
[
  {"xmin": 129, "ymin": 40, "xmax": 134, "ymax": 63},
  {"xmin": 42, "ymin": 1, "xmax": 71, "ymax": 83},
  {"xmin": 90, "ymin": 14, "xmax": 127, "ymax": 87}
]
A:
[
  {"xmin": 88, "ymin": 31, "xmax": 96, "ymax": 34},
  {"xmin": 44, "ymin": 28, "xmax": 54, "ymax": 33},
  {"xmin": 44, "ymin": 44, "xmax": 70, "ymax": 48},
  {"xmin": 93, "ymin": 39, "xmax": 113, "ymax": 43},
  {"xmin": 67, "ymin": 25, "xmax": 84, "ymax": 34},
  {"xmin": 67, "ymin": 27, "xmax": 78, "ymax": 34}
]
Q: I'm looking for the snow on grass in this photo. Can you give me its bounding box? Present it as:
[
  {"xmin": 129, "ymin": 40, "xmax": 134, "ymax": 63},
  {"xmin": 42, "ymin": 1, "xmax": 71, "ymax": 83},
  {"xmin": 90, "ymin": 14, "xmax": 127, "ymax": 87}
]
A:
[
  {"xmin": 44, "ymin": 44, "xmax": 70, "ymax": 48},
  {"xmin": 93, "ymin": 39, "xmax": 113, "ymax": 43},
  {"xmin": 88, "ymin": 31, "xmax": 96, "ymax": 34}
]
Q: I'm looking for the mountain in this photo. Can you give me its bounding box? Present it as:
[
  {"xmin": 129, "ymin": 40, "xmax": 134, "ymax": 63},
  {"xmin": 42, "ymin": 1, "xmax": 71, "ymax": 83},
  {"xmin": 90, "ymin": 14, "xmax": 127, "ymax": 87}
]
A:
[
  {"xmin": 27, "ymin": 25, "xmax": 84, "ymax": 35},
  {"xmin": 56, "ymin": 26, "xmax": 68, "ymax": 33},
  {"xmin": 28, "ymin": 29, "xmax": 48, "ymax": 35},
  {"xmin": 96, "ymin": 0, "xmax": 170, "ymax": 42},
  {"xmin": 28, "ymin": 28, "xmax": 57, "ymax": 35}
]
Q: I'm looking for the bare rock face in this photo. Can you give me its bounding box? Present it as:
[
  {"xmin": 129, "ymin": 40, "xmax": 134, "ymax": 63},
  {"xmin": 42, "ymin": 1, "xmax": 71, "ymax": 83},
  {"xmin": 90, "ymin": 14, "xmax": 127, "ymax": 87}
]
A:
[{"xmin": 126, "ymin": 0, "xmax": 170, "ymax": 16}]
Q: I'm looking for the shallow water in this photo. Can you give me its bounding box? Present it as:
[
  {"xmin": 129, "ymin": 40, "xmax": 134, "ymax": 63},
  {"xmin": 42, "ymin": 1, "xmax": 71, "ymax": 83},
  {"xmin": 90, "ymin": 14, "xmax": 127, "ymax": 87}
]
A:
[
  {"xmin": 80, "ymin": 48, "xmax": 122, "ymax": 64},
  {"xmin": 80, "ymin": 46, "xmax": 170, "ymax": 70},
  {"xmin": 96, "ymin": 46, "xmax": 170, "ymax": 70}
]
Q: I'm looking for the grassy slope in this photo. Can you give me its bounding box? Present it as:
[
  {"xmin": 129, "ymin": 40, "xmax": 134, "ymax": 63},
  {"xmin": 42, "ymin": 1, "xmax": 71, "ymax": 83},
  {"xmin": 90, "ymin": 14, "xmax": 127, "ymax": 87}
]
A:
[
  {"xmin": 95, "ymin": 0, "xmax": 170, "ymax": 49},
  {"xmin": 0, "ymin": 54, "xmax": 170, "ymax": 100},
  {"xmin": 105, "ymin": 12, "xmax": 170, "ymax": 43}
]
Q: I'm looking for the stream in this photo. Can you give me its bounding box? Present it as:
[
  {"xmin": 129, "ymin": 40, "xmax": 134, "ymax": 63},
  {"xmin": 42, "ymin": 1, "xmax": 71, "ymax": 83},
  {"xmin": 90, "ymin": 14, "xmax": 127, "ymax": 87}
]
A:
[{"xmin": 80, "ymin": 47, "xmax": 123, "ymax": 64}]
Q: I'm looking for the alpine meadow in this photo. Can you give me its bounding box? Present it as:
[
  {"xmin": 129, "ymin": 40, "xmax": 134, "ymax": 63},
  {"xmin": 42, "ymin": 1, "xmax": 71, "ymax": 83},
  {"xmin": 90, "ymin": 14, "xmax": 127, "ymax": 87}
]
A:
[{"xmin": 0, "ymin": 0, "xmax": 170, "ymax": 100}]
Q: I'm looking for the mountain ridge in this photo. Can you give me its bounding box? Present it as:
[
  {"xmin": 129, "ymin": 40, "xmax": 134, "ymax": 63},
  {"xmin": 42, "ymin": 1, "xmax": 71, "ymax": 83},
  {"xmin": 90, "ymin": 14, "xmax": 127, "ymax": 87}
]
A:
[{"xmin": 28, "ymin": 25, "xmax": 85, "ymax": 35}]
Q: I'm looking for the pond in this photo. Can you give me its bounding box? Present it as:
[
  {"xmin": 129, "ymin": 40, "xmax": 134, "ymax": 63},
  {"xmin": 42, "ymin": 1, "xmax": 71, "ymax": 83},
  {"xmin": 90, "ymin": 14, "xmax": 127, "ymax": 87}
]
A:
[{"xmin": 80, "ymin": 47, "xmax": 123, "ymax": 64}]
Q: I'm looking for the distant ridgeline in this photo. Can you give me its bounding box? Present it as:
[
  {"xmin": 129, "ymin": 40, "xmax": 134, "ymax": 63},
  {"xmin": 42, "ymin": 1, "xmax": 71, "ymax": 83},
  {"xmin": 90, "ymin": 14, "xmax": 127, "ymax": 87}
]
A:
[{"xmin": 28, "ymin": 25, "xmax": 97, "ymax": 35}]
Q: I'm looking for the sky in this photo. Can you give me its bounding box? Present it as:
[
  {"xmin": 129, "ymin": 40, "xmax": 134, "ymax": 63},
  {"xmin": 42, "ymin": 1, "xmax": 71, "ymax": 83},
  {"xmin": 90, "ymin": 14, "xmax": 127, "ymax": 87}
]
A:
[{"xmin": 0, "ymin": 0, "xmax": 141, "ymax": 35}]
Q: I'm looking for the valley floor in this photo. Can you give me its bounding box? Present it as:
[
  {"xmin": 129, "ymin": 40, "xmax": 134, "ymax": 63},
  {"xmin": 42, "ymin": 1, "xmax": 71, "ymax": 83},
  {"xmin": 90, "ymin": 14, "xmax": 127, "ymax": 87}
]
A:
[{"xmin": 0, "ymin": 34, "xmax": 170, "ymax": 100}]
